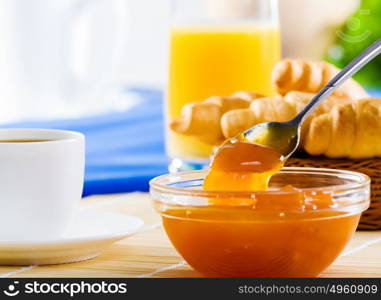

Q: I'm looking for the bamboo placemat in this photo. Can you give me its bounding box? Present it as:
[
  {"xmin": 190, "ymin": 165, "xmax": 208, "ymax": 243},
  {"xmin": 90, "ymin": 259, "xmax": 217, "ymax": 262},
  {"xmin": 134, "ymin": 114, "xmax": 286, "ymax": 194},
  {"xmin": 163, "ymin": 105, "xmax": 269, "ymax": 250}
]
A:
[{"xmin": 0, "ymin": 193, "xmax": 380, "ymax": 278}]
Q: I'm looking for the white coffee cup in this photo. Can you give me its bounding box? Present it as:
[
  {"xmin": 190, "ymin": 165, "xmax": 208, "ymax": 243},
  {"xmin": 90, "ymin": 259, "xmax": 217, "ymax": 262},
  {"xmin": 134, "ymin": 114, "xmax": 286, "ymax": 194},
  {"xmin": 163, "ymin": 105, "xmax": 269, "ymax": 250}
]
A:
[{"xmin": 0, "ymin": 129, "xmax": 85, "ymax": 241}]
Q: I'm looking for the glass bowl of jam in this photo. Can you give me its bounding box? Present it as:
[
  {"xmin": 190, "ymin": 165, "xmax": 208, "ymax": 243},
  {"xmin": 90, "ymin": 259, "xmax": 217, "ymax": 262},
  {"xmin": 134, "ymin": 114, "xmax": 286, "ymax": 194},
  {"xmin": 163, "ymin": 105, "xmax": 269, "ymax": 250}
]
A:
[{"xmin": 150, "ymin": 167, "xmax": 370, "ymax": 278}]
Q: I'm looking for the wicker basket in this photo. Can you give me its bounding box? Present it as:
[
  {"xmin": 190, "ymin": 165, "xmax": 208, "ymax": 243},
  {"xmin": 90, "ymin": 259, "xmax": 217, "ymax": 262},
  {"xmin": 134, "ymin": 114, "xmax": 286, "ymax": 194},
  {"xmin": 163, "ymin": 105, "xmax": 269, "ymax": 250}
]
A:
[{"xmin": 286, "ymin": 156, "xmax": 381, "ymax": 230}]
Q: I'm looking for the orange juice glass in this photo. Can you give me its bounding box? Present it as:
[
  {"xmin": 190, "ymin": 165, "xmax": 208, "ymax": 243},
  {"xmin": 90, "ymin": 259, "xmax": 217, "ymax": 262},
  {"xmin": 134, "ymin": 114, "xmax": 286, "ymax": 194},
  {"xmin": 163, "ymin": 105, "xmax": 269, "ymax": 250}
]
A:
[
  {"xmin": 166, "ymin": 0, "xmax": 281, "ymax": 172},
  {"xmin": 150, "ymin": 168, "xmax": 370, "ymax": 277}
]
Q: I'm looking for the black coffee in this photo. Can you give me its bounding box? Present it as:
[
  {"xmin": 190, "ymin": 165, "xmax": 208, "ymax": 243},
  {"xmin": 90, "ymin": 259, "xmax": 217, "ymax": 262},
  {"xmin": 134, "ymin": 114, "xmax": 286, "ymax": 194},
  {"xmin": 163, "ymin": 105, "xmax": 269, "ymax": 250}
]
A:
[{"xmin": 0, "ymin": 139, "xmax": 53, "ymax": 143}]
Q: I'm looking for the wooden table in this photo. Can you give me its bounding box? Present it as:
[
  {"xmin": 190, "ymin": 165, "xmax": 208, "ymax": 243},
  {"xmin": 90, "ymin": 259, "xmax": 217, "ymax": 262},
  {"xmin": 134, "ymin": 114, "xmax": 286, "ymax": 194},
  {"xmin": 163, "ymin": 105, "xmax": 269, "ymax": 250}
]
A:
[{"xmin": 1, "ymin": 193, "xmax": 381, "ymax": 278}]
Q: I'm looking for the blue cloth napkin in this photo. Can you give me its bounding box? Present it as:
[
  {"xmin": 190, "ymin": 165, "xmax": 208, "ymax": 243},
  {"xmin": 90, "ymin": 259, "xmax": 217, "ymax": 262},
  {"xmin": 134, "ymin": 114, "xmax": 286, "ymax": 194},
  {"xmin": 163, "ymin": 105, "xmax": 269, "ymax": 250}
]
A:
[
  {"xmin": 2, "ymin": 88, "xmax": 381, "ymax": 196},
  {"xmin": 1, "ymin": 88, "xmax": 168, "ymax": 196},
  {"xmin": 370, "ymin": 90, "xmax": 381, "ymax": 98}
]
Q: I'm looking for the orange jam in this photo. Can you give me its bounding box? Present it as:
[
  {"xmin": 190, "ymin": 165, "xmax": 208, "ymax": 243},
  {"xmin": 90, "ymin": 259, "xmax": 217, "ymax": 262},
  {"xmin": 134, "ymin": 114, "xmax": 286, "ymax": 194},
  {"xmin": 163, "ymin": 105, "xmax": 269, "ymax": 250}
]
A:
[
  {"xmin": 162, "ymin": 208, "xmax": 360, "ymax": 277},
  {"xmin": 161, "ymin": 140, "xmax": 361, "ymax": 277},
  {"xmin": 204, "ymin": 140, "xmax": 284, "ymax": 192}
]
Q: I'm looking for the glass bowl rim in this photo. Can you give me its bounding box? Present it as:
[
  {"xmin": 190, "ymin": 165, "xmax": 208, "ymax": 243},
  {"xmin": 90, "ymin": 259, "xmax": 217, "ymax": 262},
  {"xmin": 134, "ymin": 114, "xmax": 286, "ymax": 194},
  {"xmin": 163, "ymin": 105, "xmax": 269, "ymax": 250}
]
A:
[{"xmin": 149, "ymin": 167, "xmax": 370, "ymax": 198}]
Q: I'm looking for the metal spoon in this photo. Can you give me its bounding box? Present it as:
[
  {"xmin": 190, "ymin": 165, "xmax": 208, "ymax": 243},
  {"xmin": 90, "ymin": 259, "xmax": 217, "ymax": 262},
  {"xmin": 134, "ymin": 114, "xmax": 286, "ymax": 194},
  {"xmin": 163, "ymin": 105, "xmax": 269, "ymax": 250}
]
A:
[{"xmin": 240, "ymin": 38, "xmax": 381, "ymax": 158}]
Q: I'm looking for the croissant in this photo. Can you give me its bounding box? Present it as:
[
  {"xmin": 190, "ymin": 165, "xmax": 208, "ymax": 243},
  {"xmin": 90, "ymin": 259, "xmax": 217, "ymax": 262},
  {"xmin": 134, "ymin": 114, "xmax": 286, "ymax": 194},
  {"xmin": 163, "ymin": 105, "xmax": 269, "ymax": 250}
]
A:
[
  {"xmin": 272, "ymin": 59, "xmax": 369, "ymax": 100},
  {"xmin": 169, "ymin": 102, "xmax": 223, "ymax": 144},
  {"xmin": 223, "ymin": 97, "xmax": 381, "ymax": 158},
  {"xmin": 171, "ymin": 90, "xmax": 347, "ymax": 144},
  {"xmin": 221, "ymin": 91, "xmax": 353, "ymax": 140},
  {"xmin": 305, "ymin": 98, "xmax": 381, "ymax": 158},
  {"xmin": 169, "ymin": 92, "xmax": 264, "ymax": 144},
  {"xmin": 170, "ymin": 57, "xmax": 376, "ymax": 158},
  {"xmin": 170, "ymin": 89, "xmax": 381, "ymax": 158}
]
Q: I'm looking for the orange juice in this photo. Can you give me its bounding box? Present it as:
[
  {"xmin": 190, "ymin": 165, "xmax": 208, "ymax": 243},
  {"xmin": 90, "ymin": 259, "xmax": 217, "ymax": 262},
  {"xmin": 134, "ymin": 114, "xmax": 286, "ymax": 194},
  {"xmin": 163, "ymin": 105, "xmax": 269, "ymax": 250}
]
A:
[{"xmin": 166, "ymin": 24, "xmax": 281, "ymax": 160}]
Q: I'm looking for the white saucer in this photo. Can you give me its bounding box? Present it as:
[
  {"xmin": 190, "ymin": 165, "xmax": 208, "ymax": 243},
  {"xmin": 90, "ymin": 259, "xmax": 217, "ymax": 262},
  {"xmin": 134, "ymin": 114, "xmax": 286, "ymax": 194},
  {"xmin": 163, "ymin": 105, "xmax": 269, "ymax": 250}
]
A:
[{"xmin": 0, "ymin": 211, "xmax": 144, "ymax": 266}]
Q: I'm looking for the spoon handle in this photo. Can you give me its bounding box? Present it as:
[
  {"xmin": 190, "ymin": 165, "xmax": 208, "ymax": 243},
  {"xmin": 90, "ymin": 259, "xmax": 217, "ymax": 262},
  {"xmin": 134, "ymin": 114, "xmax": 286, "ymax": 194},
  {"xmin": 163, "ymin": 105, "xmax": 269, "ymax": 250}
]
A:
[{"xmin": 292, "ymin": 38, "xmax": 381, "ymax": 125}]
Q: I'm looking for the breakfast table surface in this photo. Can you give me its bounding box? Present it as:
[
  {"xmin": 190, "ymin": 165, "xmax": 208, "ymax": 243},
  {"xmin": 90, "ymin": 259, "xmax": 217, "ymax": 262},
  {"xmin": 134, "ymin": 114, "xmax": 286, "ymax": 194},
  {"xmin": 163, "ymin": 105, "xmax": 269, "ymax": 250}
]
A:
[{"xmin": 0, "ymin": 192, "xmax": 381, "ymax": 278}]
